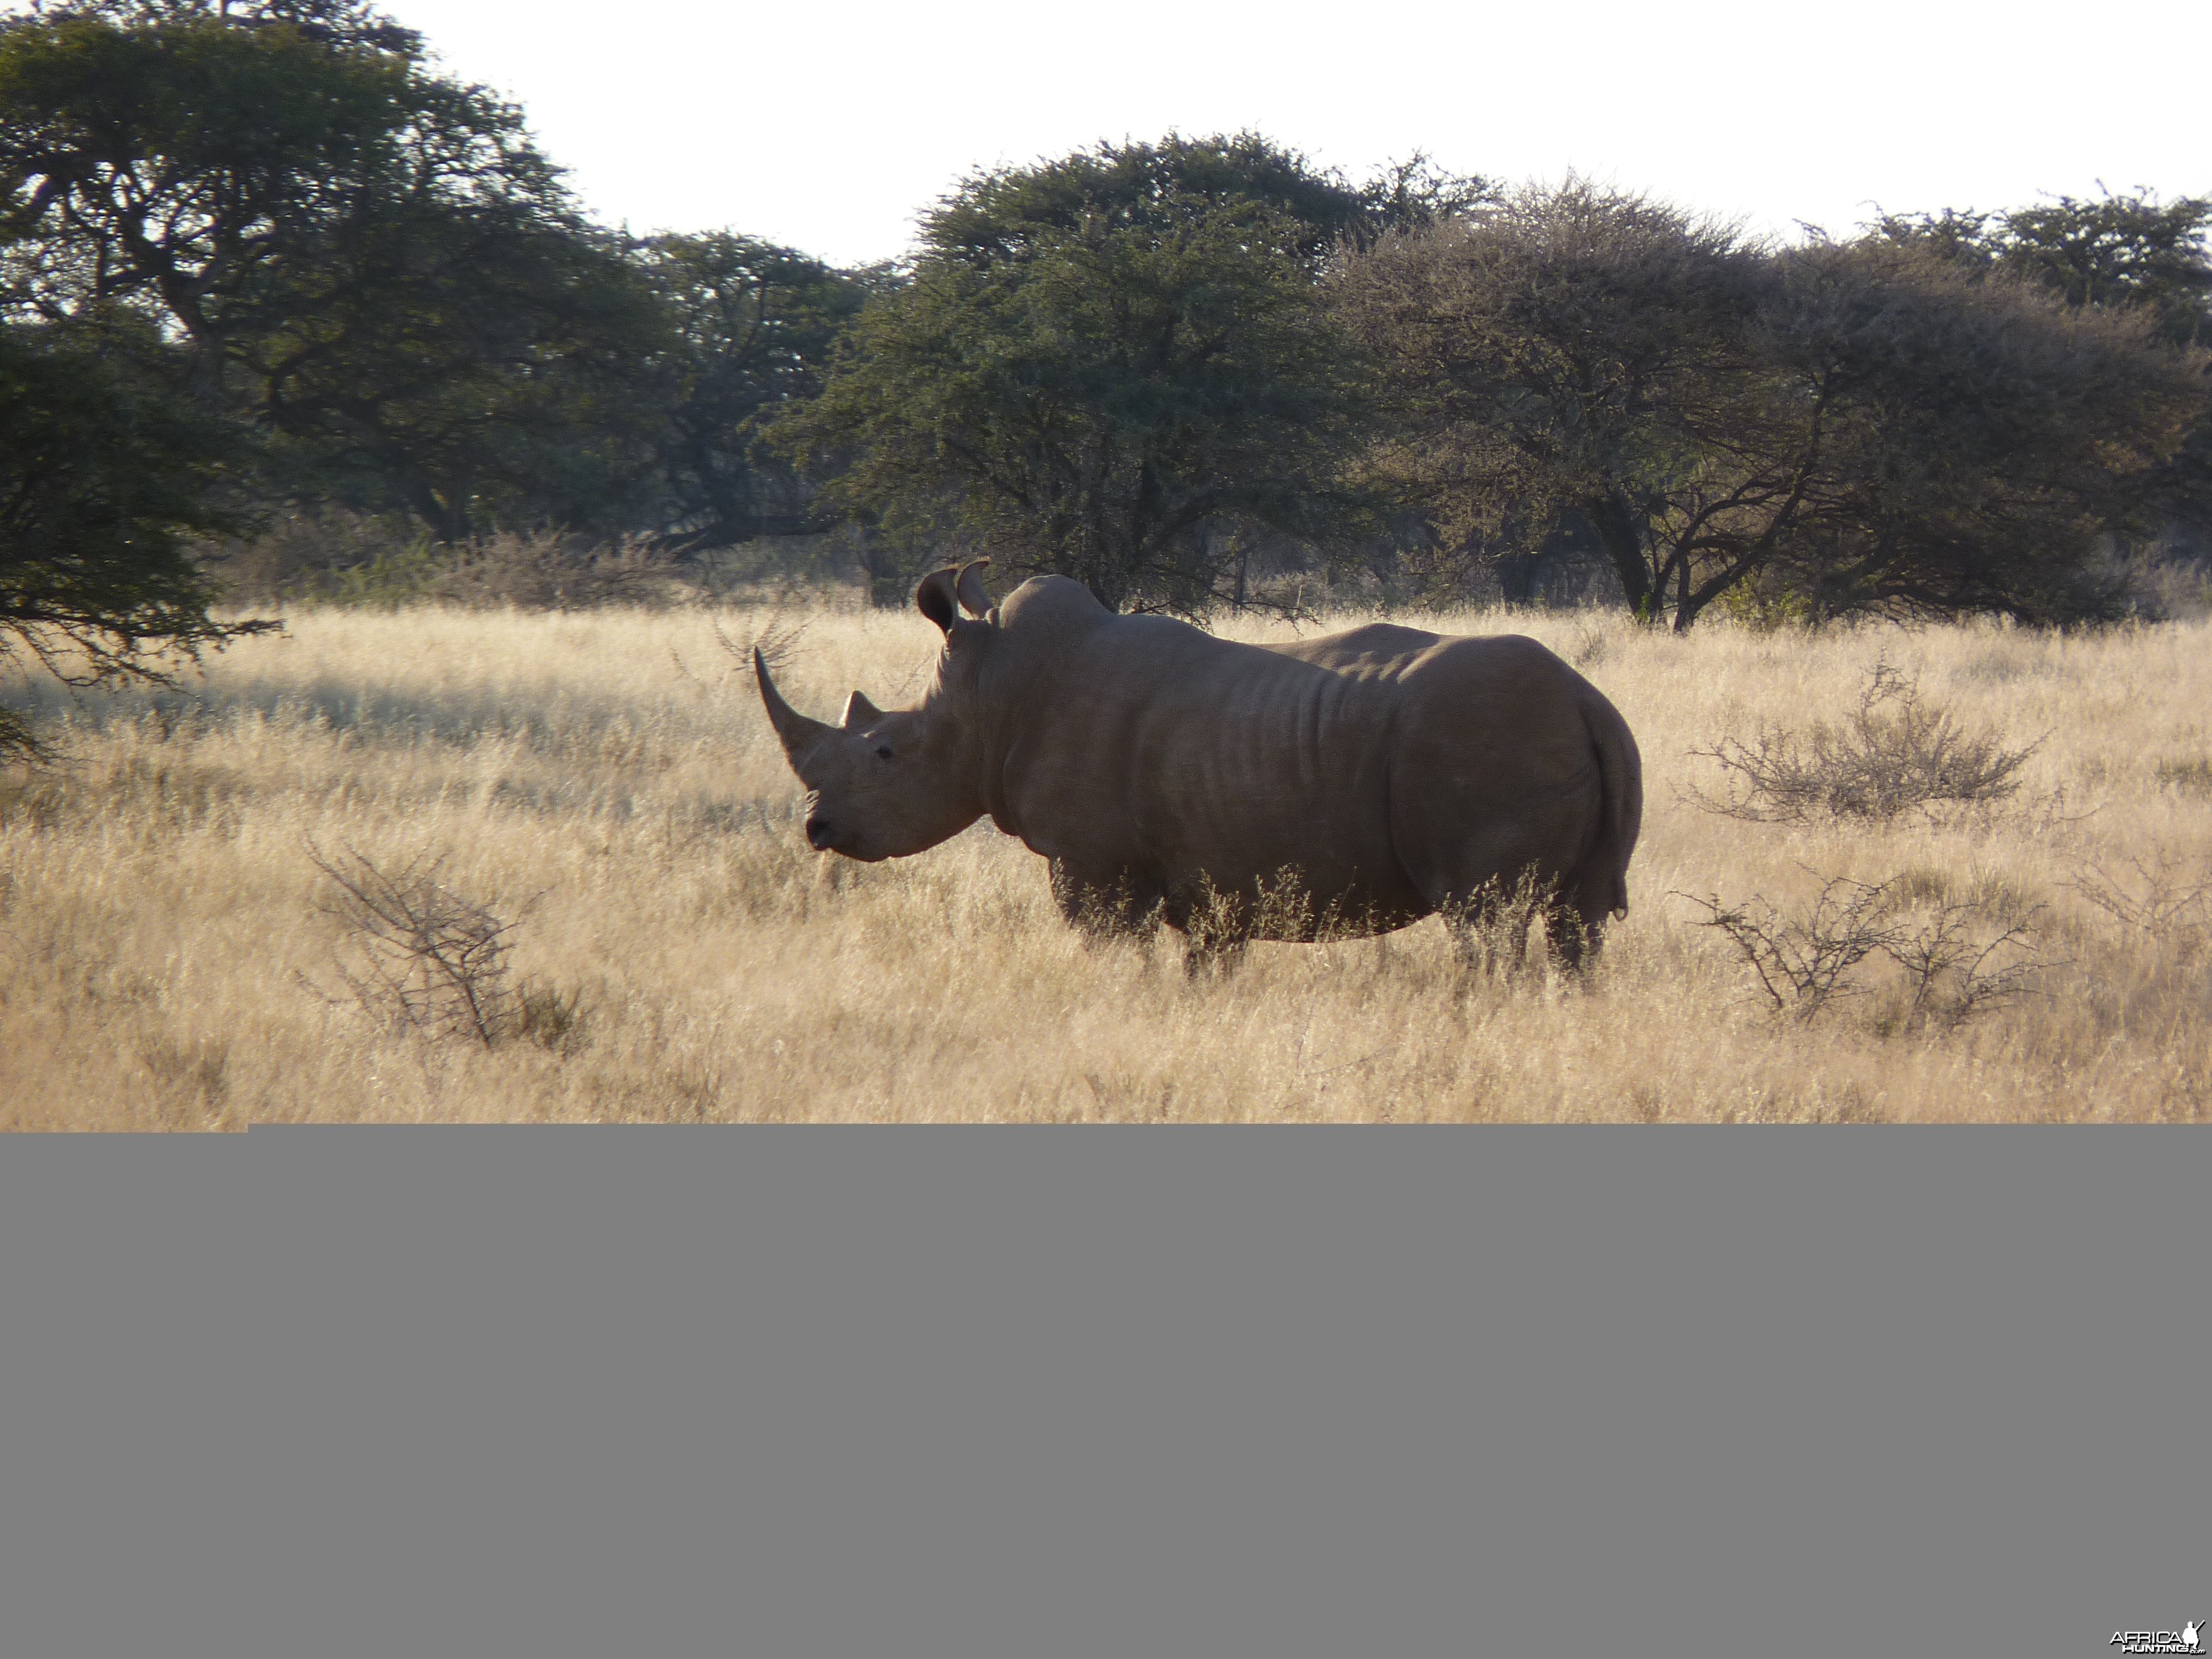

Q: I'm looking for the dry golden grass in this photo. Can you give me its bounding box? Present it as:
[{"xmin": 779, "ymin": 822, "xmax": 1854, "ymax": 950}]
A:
[{"xmin": 3, "ymin": 599, "xmax": 2209, "ymax": 1126}]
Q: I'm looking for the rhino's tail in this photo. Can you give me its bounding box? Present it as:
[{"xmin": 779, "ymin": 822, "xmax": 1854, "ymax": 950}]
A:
[{"xmin": 1581, "ymin": 688, "xmax": 1644, "ymax": 917}]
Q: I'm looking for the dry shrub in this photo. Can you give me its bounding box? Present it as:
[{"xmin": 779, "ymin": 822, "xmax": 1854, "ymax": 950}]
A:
[
  {"xmin": 1683, "ymin": 875, "xmax": 1900, "ymax": 1020},
  {"xmin": 206, "ymin": 513, "xmax": 682, "ymax": 610},
  {"xmin": 306, "ymin": 843, "xmax": 534, "ymax": 1047},
  {"xmin": 2154, "ymin": 757, "xmax": 2212, "ymax": 797},
  {"xmin": 2132, "ymin": 549, "xmax": 2212, "ymax": 622},
  {"xmin": 2069, "ymin": 855, "xmax": 2212, "ymax": 959},
  {"xmin": 725, "ymin": 614, "xmax": 810, "ymax": 681},
  {"xmin": 1880, "ymin": 899, "xmax": 2050, "ymax": 1032},
  {"xmin": 1684, "ymin": 869, "xmax": 2051, "ymax": 1028},
  {"xmin": 513, "ymin": 979, "xmax": 591, "ymax": 1056},
  {"xmin": 1689, "ymin": 660, "xmax": 2037, "ymax": 823},
  {"xmin": 201, "ymin": 507, "xmax": 427, "ymax": 603},
  {"xmin": 420, "ymin": 532, "xmax": 679, "ymax": 611}
]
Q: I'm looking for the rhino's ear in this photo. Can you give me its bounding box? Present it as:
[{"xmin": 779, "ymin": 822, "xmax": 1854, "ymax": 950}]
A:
[
  {"xmin": 955, "ymin": 559, "xmax": 993, "ymax": 619},
  {"xmin": 915, "ymin": 567, "xmax": 960, "ymax": 635},
  {"xmin": 840, "ymin": 690, "xmax": 883, "ymax": 729}
]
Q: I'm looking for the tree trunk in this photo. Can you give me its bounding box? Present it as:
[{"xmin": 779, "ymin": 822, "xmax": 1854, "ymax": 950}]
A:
[
  {"xmin": 1585, "ymin": 493, "xmax": 1657, "ymax": 620},
  {"xmin": 398, "ymin": 471, "xmax": 471, "ymax": 544}
]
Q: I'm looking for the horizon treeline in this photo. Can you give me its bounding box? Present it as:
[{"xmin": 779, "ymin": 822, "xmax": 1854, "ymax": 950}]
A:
[{"xmin": 3, "ymin": 0, "xmax": 2210, "ymax": 715}]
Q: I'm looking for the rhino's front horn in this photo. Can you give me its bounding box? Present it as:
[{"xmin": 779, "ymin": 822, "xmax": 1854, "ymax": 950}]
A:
[{"xmin": 754, "ymin": 648, "xmax": 831, "ymax": 762}]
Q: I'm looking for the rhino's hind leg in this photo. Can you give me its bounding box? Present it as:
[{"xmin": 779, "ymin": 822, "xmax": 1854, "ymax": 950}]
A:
[
  {"xmin": 1443, "ymin": 867, "xmax": 1603, "ymax": 979},
  {"xmin": 1543, "ymin": 898, "xmax": 1596, "ymax": 974},
  {"xmin": 1443, "ymin": 878, "xmax": 1537, "ymax": 979},
  {"xmin": 1538, "ymin": 858, "xmax": 1624, "ymax": 975}
]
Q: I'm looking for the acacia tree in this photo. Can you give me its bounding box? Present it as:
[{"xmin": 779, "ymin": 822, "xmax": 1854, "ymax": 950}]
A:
[
  {"xmin": 0, "ymin": 2, "xmax": 418, "ymax": 386},
  {"xmin": 922, "ymin": 132, "xmax": 1488, "ymax": 273},
  {"xmin": 1753, "ymin": 240, "xmax": 2205, "ymax": 620},
  {"xmin": 0, "ymin": 318, "xmax": 271, "ymax": 758},
  {"xmin": 1875, "ymin": 190, "xmax": 2212, "ymax": 346},
  {"xmin": 1335, "ymin": 182, "xmax": 1774, "ymax": 624},
  {"xmin": 1875, "ymin": 190, "xmax": 2212, "ymax": 540},
  {"xmin": 641, "ymin": 232, "xmax": 874, "ymax": 550},
  {"xmin": 1338, "ymin": 181, "xmax": 2208, "ymax": 627},
  {"xmin": 783, "ymin": 135, "xmax": 1390, "ymax": 613},
  {"xmin": 0, "ymin": 0, "xmax": 674, "ymax": 540},
  {"xmin": 239, "ymin": 172, "xmax": 672, "ymax": 541}
]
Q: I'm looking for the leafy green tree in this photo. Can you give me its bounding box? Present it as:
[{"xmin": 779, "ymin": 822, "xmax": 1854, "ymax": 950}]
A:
[
  {"xmin": 1875, "ymin": 190, "xmax": 2212, "ymax": 346},
  {"xmin": 925, "ymin": 132, "xmax": 1487, "ymax": 274},
  {"xmin": 785, "ymin": 137, "xmax": 1388, "ymax": 612},
  {"xmin": 0, "ymin": 3, "xmax": 418, "ymax": 385},
  {"xmin": 641, "ymin": 233, "xmax": 874, "ymax": 550},
  {"xmin": 27, "ymin": 0, "xmax": 421, "ymax": 53},
  {"xmin": 0, "ymin": 319, "xmax": 271, "ymax": 758},
  {"xmin": 1, "ymin": 0, "xmax": 674, "ymax": 540},
  {"xmin": 241, "ymin": 186, "xmax": 674, "ymax": 541},
  {"xmin": 1874, "ymin": 190, "xmax": 2212, "ymax": 539},
  {"xmin": 1756, "ymin": 239, "xmax": 2205, "ymax": 621},
  {"xmin": 1338, "ymin": 181, "xmax": 2208, "ymax": 628}
]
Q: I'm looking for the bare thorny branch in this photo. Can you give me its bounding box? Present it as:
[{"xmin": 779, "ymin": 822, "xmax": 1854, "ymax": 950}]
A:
[
  {"xmin": 716, "ymin": 614, "xmax": 807, "ymax": 680},
  {"xmin": 2068, "ymin": 854, "xmax": 2212, "ymax": 959},
  {"xmin": 1884, "ymin": 901, "xmax": 2053, "ymax": 1031},
  {"xmin": 1680, "ymin": 874, "xmax": 1900, "ymax": 1021},
  {"xmin": 304, "ymin": 841, "xmax": 542, "ymax": 1048},
  {"xmin": 1680, "ymin": 868, "xmax": 2056, "ymax": 1027}
]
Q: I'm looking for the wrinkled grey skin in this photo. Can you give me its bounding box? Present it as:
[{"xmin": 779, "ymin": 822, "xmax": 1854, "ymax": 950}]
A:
[{"xmin": 756, "ymin": 561, "xmax": 1644, "ymax": 971}]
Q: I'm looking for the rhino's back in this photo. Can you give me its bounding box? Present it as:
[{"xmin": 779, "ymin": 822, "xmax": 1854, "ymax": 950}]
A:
[{"xmin": 1267, "ymin": 622, "xmax": 1445, "ymax": 677}]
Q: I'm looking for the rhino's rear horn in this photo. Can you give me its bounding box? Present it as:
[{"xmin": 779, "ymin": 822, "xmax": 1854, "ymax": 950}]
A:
[
  {"xmin": 754, "ymin": 648, "xmax": 830, "ymax": 761},
  {"xmin": 841, "ymin": 690, "xmax": 883, "ymax": 729}
]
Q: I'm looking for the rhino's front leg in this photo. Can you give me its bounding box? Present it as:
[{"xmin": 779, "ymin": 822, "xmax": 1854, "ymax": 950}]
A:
[
  {"xmin": 1048, "ymin": 858, "xmax": 1164, "ymax": 945},
  {"xmin": 1161, "ymin": 876, "xmax": 1253, "ymax": 979}
]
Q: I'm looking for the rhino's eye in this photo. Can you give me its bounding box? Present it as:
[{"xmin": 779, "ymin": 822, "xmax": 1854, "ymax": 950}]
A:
[{"xmin": 874, "ymin": 744, "xmax": 895, "ymax": 761}]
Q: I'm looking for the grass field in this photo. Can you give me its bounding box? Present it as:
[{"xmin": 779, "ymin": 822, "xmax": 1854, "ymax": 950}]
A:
[{"xmin": 3, "ymin": 598, "xmax": 2208, "ymax": 1126}]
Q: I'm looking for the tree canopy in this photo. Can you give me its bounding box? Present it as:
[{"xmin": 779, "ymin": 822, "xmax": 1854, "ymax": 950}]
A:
[
  {"xmin": 785, "ymin": 144, "xmax": 1379, "ymax": 612},
  {"xmin": 0, "ymin": 315, "xmax": 270, "ymax": 756},
  {"xmin": 1, "ymin": 0, "xmax": 676, "ymax": 539},
  {"xmin": 643, "ymin": 233, "xmax": 875, "ymax": 550},
  {"xmin": 1338, "ymin": 181, "xmax": 2209, "ymax": 628},
  {"xmin": 924, "ymin": 132, "xmax": 1488, "ymax": 275},
  {"xmin": 1872, "ymin": 190, "xmax": 2212, "ymax": 540},
  {"xmin": 1874, "ymin": 189, "xmax": 2212, "ymax": 346}
]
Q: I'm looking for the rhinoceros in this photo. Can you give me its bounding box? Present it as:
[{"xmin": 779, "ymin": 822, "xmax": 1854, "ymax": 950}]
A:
[{"xmin": 754, "ymin": 560, "xmax": 1642, "ymax": 969}]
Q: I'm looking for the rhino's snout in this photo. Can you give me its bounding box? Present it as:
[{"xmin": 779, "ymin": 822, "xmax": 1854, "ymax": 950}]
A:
[{"xmin": 805, "ymin": 813, "xmax": 838, "ymax": 852}]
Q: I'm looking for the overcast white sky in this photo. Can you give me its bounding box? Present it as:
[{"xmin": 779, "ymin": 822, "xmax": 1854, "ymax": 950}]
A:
[{"xmin": 379, "ymin": 0, "xmax": 2206, "ymax": 267}]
